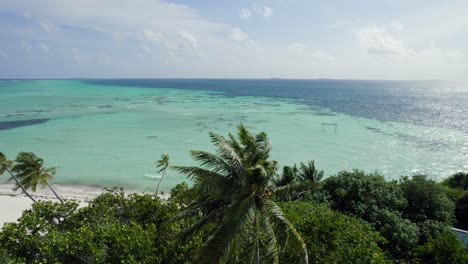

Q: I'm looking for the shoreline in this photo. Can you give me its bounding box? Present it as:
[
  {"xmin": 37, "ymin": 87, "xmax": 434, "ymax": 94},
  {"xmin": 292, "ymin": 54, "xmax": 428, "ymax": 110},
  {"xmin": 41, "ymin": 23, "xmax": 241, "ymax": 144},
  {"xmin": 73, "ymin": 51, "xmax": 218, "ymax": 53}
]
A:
[{"xmin": 0, "ymin": 184, "xmax": 167, "ymax": 228}]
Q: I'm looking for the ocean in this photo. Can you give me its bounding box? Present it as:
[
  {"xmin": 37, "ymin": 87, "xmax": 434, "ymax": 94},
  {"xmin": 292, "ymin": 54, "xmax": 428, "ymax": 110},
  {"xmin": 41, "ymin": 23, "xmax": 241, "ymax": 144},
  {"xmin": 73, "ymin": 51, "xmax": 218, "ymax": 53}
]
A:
[{"xmin": 0, "ymin": 79, "xmax": 467, "ymax": 192}]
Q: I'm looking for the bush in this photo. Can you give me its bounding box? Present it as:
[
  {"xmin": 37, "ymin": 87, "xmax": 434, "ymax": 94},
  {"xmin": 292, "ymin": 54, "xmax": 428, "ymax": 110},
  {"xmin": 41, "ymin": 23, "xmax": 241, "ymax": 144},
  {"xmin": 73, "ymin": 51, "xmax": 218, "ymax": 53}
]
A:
[
  {"xmin": 323, "ymin": 170, "xmax": 406, "ymax": 216},
  {"xmin": 456, "ymin": 194, "xmax": 468, "ymax": 229},
  {"xmin": 0, "ymin": 189, "xmax": 203, "ymax": 263},
  {"xmin": 322, "ymin": 170, "xmax": 416, "ymax": 259},
  {"xmin": 400, "ymin": 175, "xmax": 455, "ymax": 226},
  {"xmin": 413, "ymin": 232, "xmax": 468, "ymax": 264},
  {"xmin": 443, "ymin": 172, "xmax": 468, "ymax": 190},
  {"xmin": 280, "ymin": 201, "xmax": 389, "ymax": 263}
]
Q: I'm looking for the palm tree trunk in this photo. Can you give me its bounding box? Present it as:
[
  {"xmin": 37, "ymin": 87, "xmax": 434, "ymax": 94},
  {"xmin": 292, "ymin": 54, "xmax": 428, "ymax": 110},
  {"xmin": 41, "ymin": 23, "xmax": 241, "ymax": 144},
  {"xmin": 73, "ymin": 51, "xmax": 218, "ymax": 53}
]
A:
[
  {"xmin": 254, "ymin": 215, "xmax": 260, "ymax": 264},
  {"xmin": 254, "ymin": 238, "xmax": 260, "ymax": 264},
  {"xmin": 5, "ymin": 168, "xmax": 36, "ymax": 202},
  {"xmin": 46, "ymin": 181, "xmax": 64, "ymax": 204},
  {"xmin": 155, "ymin": 166, "xmax": 167, "ymax": 195}
]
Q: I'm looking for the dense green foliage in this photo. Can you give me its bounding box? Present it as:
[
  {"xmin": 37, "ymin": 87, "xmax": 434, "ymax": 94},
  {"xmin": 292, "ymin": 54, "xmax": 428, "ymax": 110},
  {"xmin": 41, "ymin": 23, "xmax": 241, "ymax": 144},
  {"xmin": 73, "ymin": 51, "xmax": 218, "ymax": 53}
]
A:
[
  {"xmin": 173, "ymin": 124, "xmax": 308, "ymax": 263},
  {"xmin": 456, "ymin": 194, "xmax": 468, "ymax": 229},
  {"xmin": 443, "ymin": 172, "xmax": 468, "ymax": 229},
  {"xmin": 443, "ymin": 172, "xmax": 468, "ymax": 190},
  {"xmin": 320, "ymin": 170, "xmax": 463, "ymax": 261},
  {"xmin": 1, "ymin": 126, "xmax": 468, "ymax": 263},
  {"xmin": 413, "ymin": 232, "xmax": 468, "ymax": 263},
  {"xmin": 155, "ymin": 154, "xmax": 170, "ymax": 194},
  {"xmin": 0, "ymin": 189, "xmax": 203, "ymax": 263},
  {"xmin": 280, "ymin": 202, "xmax": 389, "ymax": 263},
  {"xmin": 0, "ymin": 152, "xmax": 36, "ymax": 202},
  {"xmin": 273, "ymin": 161, "xmax": 325, "ymax": 202}
]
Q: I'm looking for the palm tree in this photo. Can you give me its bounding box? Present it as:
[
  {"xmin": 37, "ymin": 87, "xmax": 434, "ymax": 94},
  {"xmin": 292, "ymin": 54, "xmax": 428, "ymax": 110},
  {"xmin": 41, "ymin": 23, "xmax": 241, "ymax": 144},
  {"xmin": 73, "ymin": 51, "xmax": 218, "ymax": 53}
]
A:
[
  {"xmin": 0, "ymin": 152, "xmax": 36, "ymax": 202},
  {"xmin": 173, "ymin": 124, "xmax": 308, "ymax": 264},
  {"xmin": 11, "ymin": 152, "xmax": 64, "ymax": 204},
  {"xmin": 297, "ymin": 160, "xmax": 324, "ymax": 185},
  {"xmin": 155, "ymin": 154, "xmax": 170, "ymax": 195},
  {"xmin": 273, "ymin": 165, "xmax": 300, "ymax": 201}
]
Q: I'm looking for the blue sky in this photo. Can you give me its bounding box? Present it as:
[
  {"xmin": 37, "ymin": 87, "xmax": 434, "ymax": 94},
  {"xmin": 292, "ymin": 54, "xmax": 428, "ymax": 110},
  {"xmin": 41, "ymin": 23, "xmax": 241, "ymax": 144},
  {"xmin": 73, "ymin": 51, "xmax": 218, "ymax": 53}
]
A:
[{"xmin": 0, "ymin": 0, "xmax": 467, "ymax": 80}]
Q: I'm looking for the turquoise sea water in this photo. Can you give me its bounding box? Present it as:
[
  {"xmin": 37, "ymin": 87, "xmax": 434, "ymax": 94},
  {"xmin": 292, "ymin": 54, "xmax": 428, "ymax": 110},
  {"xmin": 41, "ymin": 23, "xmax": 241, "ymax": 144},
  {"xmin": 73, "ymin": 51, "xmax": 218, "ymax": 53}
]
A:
[{"xmin": 1, "ymin": 79, "xmax": 467, "ymax": 192}]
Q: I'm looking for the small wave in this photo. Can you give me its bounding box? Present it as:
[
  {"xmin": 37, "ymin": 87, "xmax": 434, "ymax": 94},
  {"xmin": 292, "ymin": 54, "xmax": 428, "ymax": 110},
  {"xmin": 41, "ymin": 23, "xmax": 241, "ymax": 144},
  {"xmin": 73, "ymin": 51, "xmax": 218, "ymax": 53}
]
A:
[
  {"xmin": 0, "ymin": 113, "xmax": 24, "ymax": 118},
  {"xmin": 97, "ymin": 105, "xmax": 112, "ymax": 109},
  {"xmin": 144, "ymin": 173, "xmax": 162, "ymax": 179}
]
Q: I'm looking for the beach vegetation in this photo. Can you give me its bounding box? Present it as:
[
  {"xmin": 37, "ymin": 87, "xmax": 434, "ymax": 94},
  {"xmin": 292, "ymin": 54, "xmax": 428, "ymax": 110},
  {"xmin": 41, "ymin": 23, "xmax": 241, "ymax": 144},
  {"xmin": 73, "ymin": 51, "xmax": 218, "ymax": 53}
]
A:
[
  {"xmin": 280, "ymin": 201, "xmax": 389, "ymax": 263},
  {"xmin": 10, "ymin": 152, "xmax": 64, "ymax": 204},
  {"xmin": 413, "ymin": 231, "xmax": 468, "ymax": 263},
  {"xmin": 155, "ymin": 154, "xmax": 170, "ymax": 195},
  {"xmin": 0, "ymin": 190, "xmax": 203, "ymax": 263},
  {"xmin": 443, "ymin": 172, "xmax": 468, "ymax": 190},
  {"xmin": 0, "ymin": 152, "xmax": 36, "ymax": 202},
  {"xmin": 1, "ymin": 126, "xmax": 468, "ymax": 263},
  {"xmin": 273, "ymin": 161, "xmax": 325, "ymax": 202},
  {"xmin": 172, "ymin": 124, "xmax": 308, "ymax": 263}
]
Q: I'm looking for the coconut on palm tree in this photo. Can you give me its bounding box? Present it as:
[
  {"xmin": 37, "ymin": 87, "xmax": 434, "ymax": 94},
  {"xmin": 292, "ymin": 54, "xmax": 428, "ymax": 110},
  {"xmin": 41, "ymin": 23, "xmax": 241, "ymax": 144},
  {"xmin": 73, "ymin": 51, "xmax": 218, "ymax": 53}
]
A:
[
  {"xmin": 155, "ymin": 154, "xmax": 169, "ymax": 194},
  {"xmin": 0, "ymin": 152, "xmax": 36, "ymax": 202},
  {"xmin": 173, "ymin": 124, "xmax": 308, "ymax": 264},
  {"xmin": 10, "ymin": 152, "xmax": 64, "ymax": 204}
]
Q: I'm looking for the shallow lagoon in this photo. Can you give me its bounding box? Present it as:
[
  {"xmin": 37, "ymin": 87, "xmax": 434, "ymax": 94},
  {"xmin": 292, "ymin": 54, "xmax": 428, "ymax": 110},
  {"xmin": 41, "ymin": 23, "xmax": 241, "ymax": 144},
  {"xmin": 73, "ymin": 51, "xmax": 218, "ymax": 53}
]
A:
[{"xmin": 0, "ymin": 80, "xmax": 467, "ymax": 191}]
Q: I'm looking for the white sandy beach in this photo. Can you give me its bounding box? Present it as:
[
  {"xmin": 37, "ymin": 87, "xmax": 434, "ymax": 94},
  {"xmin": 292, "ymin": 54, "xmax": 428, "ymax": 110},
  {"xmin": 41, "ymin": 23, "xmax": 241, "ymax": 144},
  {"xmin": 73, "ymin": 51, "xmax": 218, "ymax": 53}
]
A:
[
  {"xmin": 0, "ymin": 184, "xmax": 103, "ymax": 228},
  {"xmin": 0, "ymin": 184, "xmax": 169, "ymax": 228}
]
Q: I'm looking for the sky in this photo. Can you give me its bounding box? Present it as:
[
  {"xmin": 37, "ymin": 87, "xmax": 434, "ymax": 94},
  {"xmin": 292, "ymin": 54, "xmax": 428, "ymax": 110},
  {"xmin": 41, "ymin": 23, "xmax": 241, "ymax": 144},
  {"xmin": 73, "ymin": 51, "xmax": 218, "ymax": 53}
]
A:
[{"xmin": 0, "ymin": 0, "xmax": 467, "ymax": 80}]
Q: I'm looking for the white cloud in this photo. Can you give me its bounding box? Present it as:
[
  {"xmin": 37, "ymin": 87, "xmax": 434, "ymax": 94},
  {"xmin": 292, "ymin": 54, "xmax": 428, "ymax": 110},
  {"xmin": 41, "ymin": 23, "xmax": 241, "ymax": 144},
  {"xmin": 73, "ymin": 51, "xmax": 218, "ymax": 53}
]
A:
[
  {"xmin": 140, "ymin": 29, "xmax": 164, "ymax": 43},
  {"xmin": 391, "ymin": 22, "xmax": 404, "ymax": 32},
  {"xmin": 288, "ymin": 42, "xmax": 335, "ymax": 61},
  {"xmin": 0, "ymin": 49, "xmax": 8, "ymax": 60},
  {"xmin": 356, "ymin": 23, "xmax": 464, "ymax": 64},
  {"xmin": 260, "ymin": 6, "xmax": 273, "ymax": 18},
  {"xmin": 240, "ymin": 5, "xmax": 273, "ymax": 19},
  {"xmin": 356, "ymin": 25, "xmax": 407, "ymax": 55},
  {"xmin": 1, "ymin": 0, "xmax": 466, "ymax": 80},
  {"xmin": 287, "ymin": 42, "xmax": 306, "ymax": 54},
  {"xmin": 178, "ymin": 30, "xmax": 198, "ymax": 49},
  {"xmin": 1, "ymin": 0, "xmax": 225, "ymax": 40},
  {"xmin": 329, "ymin": 20, "xmax": 358, "ymax": 29},
  {"xmin": 229, "ymin": 28, "xmax": 249, "ymax": 42},
  {"xmin": 39, "ymin": 43, "xmax": 49, "ymax": 53},
  {"xmin": 71, "ymin": 48, "xmax": 89, "ymax": 63},
  {"xmin": 38, "ymin": 20, "xmax": 59, "ymax": 33},
  {"xmin": 21, "ymin": 40, "xmax": 33, "ymax": 55},
  {"xmin": 311, "ymin": 50, "xmax": 335, "ymax": 61},
  {"xmin": 240, "ymin": 8, "xmax": 252, "ymax": 19},
  {"xmin": 142, "ymin": 45, "xmax": 151, "ymax": 53}
]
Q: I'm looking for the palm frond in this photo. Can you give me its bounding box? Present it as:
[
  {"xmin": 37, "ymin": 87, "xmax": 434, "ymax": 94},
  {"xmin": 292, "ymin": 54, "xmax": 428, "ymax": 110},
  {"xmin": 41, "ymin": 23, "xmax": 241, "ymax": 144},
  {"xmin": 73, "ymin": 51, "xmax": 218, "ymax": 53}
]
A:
[
  {"xmin": 0, "ymin": 152, "xmax": 7, "ymax": 174},
  {"xmin": 209, "ymin": 132, "xmax": 245, "ymax": 178},
  {"xmin": 198, "ymin": 195, "xmax": 256, "ymax": 263},
  {"xmin": 156, "ymin": 154, "xmax": 169, "ymax": 172},
  {"xmin": 175, "ymin": 208, "xmax": 220, "ymax": 242},
  {"xmin": 190, "ymin": 150, "xmax": 229, "ymax": 173},
  {"xmin": 173, "ymin": 166, "xmax": 229, "ymax": 196},
  {"xmin": 263, "ymin": 199, "xmax": 308, "ymax": 264},
  {"xmin": 261, "ymin": 212, "xmax": 280, "ymax": 264}
]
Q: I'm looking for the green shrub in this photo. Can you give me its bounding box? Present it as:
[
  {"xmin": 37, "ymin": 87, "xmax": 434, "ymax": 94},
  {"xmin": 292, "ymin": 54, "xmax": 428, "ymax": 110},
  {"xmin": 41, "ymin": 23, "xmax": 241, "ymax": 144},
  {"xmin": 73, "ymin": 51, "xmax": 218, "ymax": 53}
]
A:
[
  {"xmin": 443, "ymin": 172, "xmax": 468, "ymax": 190},
  {"xmin": 456, "ymin": 194, "xmax": 468, "ymax": 229},
  {"xmin": 280, "ymin": 201, "xmax": 389, "ymax": 263},
  {"xmin": 0, "ymin": 189, "xmax": 203, "ymax": 263},
  {"xmin": 413, "ymin": 232, "xmax": 468, "ymax": 264}
]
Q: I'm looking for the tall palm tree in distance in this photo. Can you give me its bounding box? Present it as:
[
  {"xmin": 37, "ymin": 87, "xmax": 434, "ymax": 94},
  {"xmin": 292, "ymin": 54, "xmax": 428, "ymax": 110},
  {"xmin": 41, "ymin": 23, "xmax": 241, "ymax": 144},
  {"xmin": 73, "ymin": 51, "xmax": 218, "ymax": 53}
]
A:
[
  {"xmin": 0, "ymin": 152, "xmax": 36, "ymax": 202},
  {"xmin": 155, "ymin": 154, "xmax": 170, "ymax": 195},
  {"xmin": 173, "ymin": 124, "xmax": 308, "ymax": 264},
  {"xmin": 297, "ymin": 160, "xmax": 323, "ymax": 185},
  {"xmin": 11, "ymin": 152, "xmax": 64, "ymax": 204}
]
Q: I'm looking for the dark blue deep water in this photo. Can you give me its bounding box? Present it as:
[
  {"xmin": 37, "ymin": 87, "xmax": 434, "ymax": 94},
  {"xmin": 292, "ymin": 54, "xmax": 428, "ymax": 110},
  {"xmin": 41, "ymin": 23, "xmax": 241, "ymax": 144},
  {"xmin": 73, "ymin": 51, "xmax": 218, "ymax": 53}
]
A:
[{"xmin": 87, "ymin": 79, "xmax": 468, "ymax": 132}]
